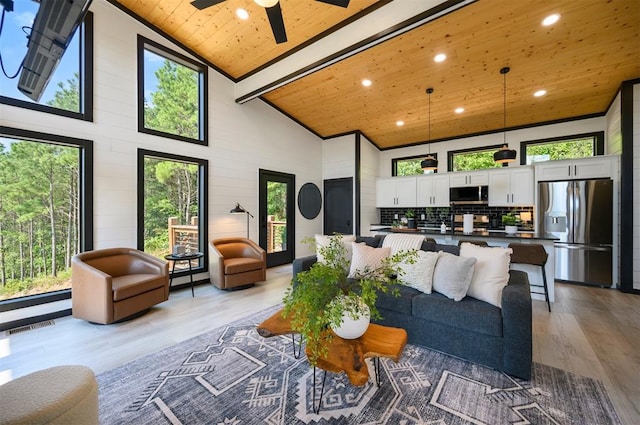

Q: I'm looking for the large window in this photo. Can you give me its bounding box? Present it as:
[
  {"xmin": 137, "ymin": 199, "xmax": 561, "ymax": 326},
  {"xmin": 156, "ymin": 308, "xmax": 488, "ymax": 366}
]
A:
[
  {"xmin": 0, "ymin": 6, "xmax": 93, "ymax": 121},
  {"xmin": 392, "ymin": 154, "xmax": 438, "ymax": 176},
  {"xmin": 137, "ymin": 150, "xmax": 208, "ymax": 276},
  {"xmin": 448, "ymin": 144, "xmax": 505, "ymax": 172},
  {"xmin": 137, "ymin": 36, "xmax": 208, "ymax": 145},
  {"xmin": 0, "ymin": 127, "xmax": 93, "ymax": 305},
  {"xmin": 520, "ymin": 132, "xmax": 604, "ymax": 165}
]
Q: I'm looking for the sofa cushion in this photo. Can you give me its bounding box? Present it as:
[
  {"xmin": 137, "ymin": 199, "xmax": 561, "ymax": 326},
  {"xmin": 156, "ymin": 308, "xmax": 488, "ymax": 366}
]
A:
[
  {"xmin": 112, "ymin": 274, "xmax": 166, "ymax": 301},
  {"xmin": 348, "ymin": 243, "xmax": 391, "ymax": 278},
  {"xmin": 432, "ymin": 252, "xmax": 477, "ymax": 301},
  {"xmin": 401, "ymin": 250, "xmax": 439, "ymax": 293},
  {"xmin": 224, "ymin": 257, "xmax": 263, "ymax": 275},
  {"xmin": 460, "ymin": 243, "xmax": 512, "ymax": 308},
  {"xmin": 376, "ymin": 284, "xmax": 422, "ymax": 315},
  {"xmin": 412, "ymin": 292, "xmax": 503, "ymax": 337}
]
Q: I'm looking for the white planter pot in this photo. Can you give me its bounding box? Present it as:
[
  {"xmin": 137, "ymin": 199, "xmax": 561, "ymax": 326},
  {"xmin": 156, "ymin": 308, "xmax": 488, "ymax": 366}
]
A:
[
  {"xmin": 505, "ymin": 225, "xmax": 518, "ymax": 234},
  {"xmin": 330, "ymin": 296, "xmax": 370, "ymax": 339}
]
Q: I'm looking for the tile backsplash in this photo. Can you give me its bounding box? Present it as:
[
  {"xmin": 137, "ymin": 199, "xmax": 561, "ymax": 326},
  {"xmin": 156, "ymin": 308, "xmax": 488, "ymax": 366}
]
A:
[{"xmin": 379, "ymin": 205, "xmax": 535, "ymax": 231}]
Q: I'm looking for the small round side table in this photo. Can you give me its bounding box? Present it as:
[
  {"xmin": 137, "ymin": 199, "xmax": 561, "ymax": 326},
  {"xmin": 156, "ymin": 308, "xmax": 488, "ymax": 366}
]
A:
[{"xmin": 164, "ymin": 252, "xmax": 204, "ymax": 297}]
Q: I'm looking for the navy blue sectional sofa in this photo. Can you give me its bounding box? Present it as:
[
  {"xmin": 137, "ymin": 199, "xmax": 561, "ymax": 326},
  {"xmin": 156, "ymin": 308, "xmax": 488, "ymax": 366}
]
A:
[{"xmin": 292, "ymin": 235, "xmax": 533, "ymax": 379}]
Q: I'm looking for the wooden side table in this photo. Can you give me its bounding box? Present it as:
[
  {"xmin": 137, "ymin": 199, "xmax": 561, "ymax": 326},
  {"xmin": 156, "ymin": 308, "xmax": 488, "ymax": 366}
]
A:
[
  {"xmin": 257, "ymin": 309, "xmax": 407, "ymax": 413},
  {"xmin": 164, "ymin": 252, "xmax": 203, "ymax": 297}
]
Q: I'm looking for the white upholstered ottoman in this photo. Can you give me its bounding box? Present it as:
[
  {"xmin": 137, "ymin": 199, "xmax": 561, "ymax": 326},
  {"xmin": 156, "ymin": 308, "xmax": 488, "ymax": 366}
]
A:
[{"xmin": 0, "ymin": 365, "xmax": 98, "ymax": 425}]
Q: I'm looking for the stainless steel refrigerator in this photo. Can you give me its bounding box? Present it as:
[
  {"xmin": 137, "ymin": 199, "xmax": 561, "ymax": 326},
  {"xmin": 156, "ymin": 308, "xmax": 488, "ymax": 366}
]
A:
[{"xmin": 538, "ymin": 179, "xmax": 613, "ymax": 286}]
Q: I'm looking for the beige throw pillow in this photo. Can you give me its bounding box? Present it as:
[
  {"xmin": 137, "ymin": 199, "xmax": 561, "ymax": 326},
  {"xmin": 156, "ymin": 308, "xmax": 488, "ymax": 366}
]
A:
[
  {"xmin": 401, "ymin": 250, "xmax": 439, "ymax": 293},
  {"xmin": 348, "ymin": 242, "xmax": 391, "ymax": 279},
  {"xmin": 432, "ymin": 252, "xmax": 477, "ymax": 301},
  {"xmin": 315, "ymin": 234, "xmax": 356, "ymax": 264},
  {"xmin": 459, "ymin": 242, "xmax": 512, "ymax": 308}
]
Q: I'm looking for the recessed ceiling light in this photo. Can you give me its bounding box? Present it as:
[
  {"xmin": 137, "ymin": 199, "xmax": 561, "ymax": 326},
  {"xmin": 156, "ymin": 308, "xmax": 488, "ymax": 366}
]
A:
[
  {"xmin": 455, "ymin": 107, "xmax": 464, "ymax": 114},
  {"xmin": 434, "ymin": 53, "xmax": 447, "ymax": 63},
  {"xmin": 236, "ymin": 8, "xmax": 249, "ymax": 20},
  {"xmin": 542, "ymin": 13, "xmax": 560, "ymax": 26},
  {"xmin": 362, "ymin": 79, "xmax": 372, "ymax": 87},
  {"xmin": 534, "ymin": 89, "xmax": 547, "ymax": 97},
  {"xmin": 396, "ymin": 121, "xmax": 404, "ymax": 127}
]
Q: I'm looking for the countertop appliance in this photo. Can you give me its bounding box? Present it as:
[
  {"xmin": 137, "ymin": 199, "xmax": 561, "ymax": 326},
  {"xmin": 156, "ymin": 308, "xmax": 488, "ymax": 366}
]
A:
[
  {"xmin": 449, "ymin": 185, "xmax": 488, "ymax": 205},
  {"xmin": 452, "ymin": 214, "xmax": 489, "ymax": 232},
  {"xmin": 538, "ymin": 179, "xmax": 613, "ymax": 286}
]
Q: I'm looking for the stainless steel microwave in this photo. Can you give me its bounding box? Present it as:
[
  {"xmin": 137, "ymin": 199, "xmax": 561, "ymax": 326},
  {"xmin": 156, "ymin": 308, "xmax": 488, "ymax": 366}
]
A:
[{"xmin": 449, "ymin": 186, "xmax": 489, "ymax": 205}]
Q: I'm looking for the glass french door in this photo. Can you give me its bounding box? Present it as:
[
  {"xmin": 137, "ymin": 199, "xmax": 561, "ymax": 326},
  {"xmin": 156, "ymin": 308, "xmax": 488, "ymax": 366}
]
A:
[{"xmin": 259, "ymin": 169, "xmax": 295, "ymax": 267}]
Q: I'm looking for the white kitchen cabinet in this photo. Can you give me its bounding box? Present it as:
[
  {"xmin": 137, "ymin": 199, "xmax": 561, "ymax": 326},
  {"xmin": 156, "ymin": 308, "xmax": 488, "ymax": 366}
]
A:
[
  {"xmin": 534, "ymin": 157, "xmax": 612, "ymax": 181},
  {"xmin": 376, "ymin": 177, "xmax": 417, "ymax": 207},
  {"xmin": 416, "ymin": 174, "xmax": 450, "ymax": 207},
  {"xmin": 488, "ymin": 166, "xmax": 534, "ymax": 206},
  {"xmin": 449, "ymin": 170, "xmax": 489, "ymax": 187}
]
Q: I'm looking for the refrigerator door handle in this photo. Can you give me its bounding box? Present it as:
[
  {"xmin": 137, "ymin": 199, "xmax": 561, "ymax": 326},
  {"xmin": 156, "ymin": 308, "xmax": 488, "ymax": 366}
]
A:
[{"xmin": 555, "ymin": 243, "xmax": 611, "ymax": 252}]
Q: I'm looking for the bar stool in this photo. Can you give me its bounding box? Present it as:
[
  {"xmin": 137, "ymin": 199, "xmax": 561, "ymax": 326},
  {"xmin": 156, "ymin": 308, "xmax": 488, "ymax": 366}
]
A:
[
  {"xmin": 458, "ymin": 239, "xmax": 488, "ymax": 247},
  {"xmin": 508, "ymin": 243, "xmax": 551, "ymax": 312}
]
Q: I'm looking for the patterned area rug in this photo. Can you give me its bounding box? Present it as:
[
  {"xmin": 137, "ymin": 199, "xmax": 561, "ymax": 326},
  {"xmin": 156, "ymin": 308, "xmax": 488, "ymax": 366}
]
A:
[{"xmin": 98, "ymin": 305, "xmax": 621, "ymax": 425}]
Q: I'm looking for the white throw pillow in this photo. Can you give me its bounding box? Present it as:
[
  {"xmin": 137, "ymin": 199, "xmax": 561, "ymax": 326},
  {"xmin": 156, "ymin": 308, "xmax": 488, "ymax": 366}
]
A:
[
  {"xmin": 401, "ymin": 250, "xmax": 439, "ymax": 293},
  {"xmin": 459, "ymin": 242, "xmax": 512, "ymax": 308},
  {"xmin": 348, "ymin": 242, "xmax": 391, "ymax": 278},
  {"xmin": 432, "ymin": 252, "xmax": 477, "ymax": 301},
  {"xmin": 315, "ymin": 234, "xmax": 356, "ymax": 265}
]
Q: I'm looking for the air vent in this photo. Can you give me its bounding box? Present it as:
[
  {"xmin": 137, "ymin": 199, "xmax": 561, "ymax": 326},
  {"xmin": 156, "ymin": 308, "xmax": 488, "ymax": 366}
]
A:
[{"xmin": 6, "ymin": 320, "xmax": 55, "ymax": 336}]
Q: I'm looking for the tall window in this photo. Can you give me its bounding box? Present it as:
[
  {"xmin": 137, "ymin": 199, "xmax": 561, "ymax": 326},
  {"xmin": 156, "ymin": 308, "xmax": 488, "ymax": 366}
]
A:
[
  {"xmin": 520, "ymin": 132, "xmax": 604, "ymax": 165},
  {"xmin": 448, "ymin": 145, "xmax": 504, "ymax": 172},
  {"xmin": 0, "ymin": 128, "xmax": 92, "ymax": 303},
  {"xmin": 0, "ymin": 6, "xmax": 93, "ymax": 121},
  {"xmin": 137, "ymin": 150, "xmax": 208, "ymax": 275},
  {"xmin": 138, "ymin": 36, "xmax": 208, "ymax": 145},
  {"xmin": 392, "ymin": 154, "xmax": 438, "ymax": 176}
]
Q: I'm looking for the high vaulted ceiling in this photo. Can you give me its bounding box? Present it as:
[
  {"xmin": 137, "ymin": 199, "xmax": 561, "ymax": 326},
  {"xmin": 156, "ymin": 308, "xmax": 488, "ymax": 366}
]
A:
[{"xmin": 110, "ymin": 0, "xmax": 639, "ymax": 150}]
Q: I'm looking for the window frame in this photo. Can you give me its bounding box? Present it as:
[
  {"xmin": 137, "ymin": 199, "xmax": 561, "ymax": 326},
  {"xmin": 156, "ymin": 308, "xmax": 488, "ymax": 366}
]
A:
[
  {"xmin": 0, "ymin": 12, "xmax": 94, "ymax": 121},
  {"xmin": 0, "ymin": 126, "xmax": 94, "ymax": 314},
  {"xmin": 136, "ymin": 149, "xmax": 209, "ymax": 279},
  {"xmin": 447, "ymin": 144, "xmax": 506, "ymax": 172},
  {"xmin": 391, "ymin": 153, "xmax": 439, "ymax": 176},
  {"xmin": 137, "ymin": 36, "xmax": 208, "ymax": 146},
  {"xmin": 519, "ymin": 131, "xmax": 605, "ymax": 165}
]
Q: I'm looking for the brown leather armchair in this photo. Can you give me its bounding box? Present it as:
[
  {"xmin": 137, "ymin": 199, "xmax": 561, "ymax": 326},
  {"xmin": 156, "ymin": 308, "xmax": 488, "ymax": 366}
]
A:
[
  {"xmin": 71, "ymin": 248, "xmax": 169, "ymax": 324},
  {"xmin": 209, "ymin": 237, "xmax": 266, "ymax": 290}
]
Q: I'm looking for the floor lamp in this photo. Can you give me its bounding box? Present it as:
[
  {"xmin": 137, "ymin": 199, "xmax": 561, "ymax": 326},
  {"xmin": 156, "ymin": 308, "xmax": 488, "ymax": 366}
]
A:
[{"xmin": 230, "ymin": 203, "xmax": 253, "ymax": 239}]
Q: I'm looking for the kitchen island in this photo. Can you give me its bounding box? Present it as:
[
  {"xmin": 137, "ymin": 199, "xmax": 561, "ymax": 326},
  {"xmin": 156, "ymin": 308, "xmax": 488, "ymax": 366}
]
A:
[{"xmin": 370, "ymin": 226, "xmax": 558, "ymax": 303}]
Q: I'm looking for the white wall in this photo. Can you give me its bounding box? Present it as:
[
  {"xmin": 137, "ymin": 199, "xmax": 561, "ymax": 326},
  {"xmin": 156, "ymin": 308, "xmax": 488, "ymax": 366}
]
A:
[
  {"xmin": 378, "ymin": 117, "xmax": 606, "ymax": 176},
  {"xmin": 1, "ymin": 0, "xmax": 324, "ymax": 281},
  {"xmin": 359, "ymin": 135, "xmax": 380, "ymax": 236}
]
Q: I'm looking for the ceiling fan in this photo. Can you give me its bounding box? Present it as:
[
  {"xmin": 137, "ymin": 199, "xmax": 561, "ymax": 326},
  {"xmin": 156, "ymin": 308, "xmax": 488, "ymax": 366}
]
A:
[{"xmin": 191, "ymin": 0, "xmax": 351, "ymax": 44}]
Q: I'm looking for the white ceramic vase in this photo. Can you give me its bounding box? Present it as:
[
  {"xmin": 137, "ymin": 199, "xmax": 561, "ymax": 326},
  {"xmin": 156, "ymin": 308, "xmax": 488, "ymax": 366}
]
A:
[
  {"xmin": 330, "ymin": 295, "xmax": 370, "ymax": 339},
  {"xmin": 505, "ymin": 225, "xmax": 518, "ymax": 234}
]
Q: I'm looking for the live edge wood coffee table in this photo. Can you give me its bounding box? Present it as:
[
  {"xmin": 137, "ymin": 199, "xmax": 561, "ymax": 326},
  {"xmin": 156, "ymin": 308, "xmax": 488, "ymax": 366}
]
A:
[{"xmin": 257, "ymin": 309, "xmax": 408, "ymax": 413}]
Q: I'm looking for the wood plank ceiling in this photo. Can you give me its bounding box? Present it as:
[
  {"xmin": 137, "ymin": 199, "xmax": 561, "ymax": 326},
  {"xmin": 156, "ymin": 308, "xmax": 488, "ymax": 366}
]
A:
[{"xmin": 112, "ymin": 0, "xmax": 639, "ymax": 150}]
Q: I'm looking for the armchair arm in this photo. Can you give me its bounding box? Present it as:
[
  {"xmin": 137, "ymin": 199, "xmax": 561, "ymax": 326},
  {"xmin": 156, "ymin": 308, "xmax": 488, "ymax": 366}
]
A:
[
  {"xmin": 71, "ymin": 257, "xmax": 114, "ymax": 324},
  {"xmin": 242, "ymin": 239, "xmax": 267, "ymax": 262},
  {"xmin": 128, "ymin": 249, "xmax": 168, "ymax": 276},
  {"xmin": 501, "ymin": 270, "xmax": 532, "ymax": 379},
  {"xmin": 208, "ymin": 242, "xmax": 226, "ymax": 289}
]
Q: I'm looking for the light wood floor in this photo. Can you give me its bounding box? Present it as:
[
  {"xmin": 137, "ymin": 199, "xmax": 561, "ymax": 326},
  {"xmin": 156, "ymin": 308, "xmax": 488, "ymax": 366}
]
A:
[{"xmin": 1, "ymin": 266, "xmax": 638, "ymax": 424}]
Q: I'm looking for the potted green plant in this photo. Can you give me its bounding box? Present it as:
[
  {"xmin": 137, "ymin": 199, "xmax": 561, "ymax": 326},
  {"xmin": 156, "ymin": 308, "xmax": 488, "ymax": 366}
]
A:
[
  {"xmin": 282, "ymin": 234, "xmax": 415, "ymax": 365},
  {"xmin": 501, "ymin": 212, "xmax": 520, "ymax": 234},
  {"xmin": 405, "ymin": 209, "xmax": 417, "ymax": 229}
]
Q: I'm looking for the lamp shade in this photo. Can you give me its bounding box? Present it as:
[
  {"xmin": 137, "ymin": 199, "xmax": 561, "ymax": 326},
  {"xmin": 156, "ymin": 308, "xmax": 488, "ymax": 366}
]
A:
[
  {"xmin": 254, "ymin": 0, "xmax": 278, "ymax": 7},
  {"xmin": 230, "ymin": 203, "xmax": 246, "ymax": 214},
  {"xmin": 493, "ymin": 145, "xmax": 517, "ymax": 163},
  {"xmin": 421, "ymin": 155, "xmax": 438, "ymax": 171}
]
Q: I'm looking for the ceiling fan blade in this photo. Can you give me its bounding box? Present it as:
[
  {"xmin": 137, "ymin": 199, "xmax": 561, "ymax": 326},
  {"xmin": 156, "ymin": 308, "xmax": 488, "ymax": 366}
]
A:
[
  {"xmin": 265, "ymin": 3, "xmax": 287, "ymax": 44},
  {"xmin": 315, "ymin": 0, "xmax": 350, "ymax": 7},
  {"xmin": 191, "ymin": 0, "xmax": 226, "ymax": 10}
]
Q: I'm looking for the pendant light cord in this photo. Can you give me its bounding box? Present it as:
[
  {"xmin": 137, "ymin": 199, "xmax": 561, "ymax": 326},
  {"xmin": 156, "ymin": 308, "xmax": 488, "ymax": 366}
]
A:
[
  {"xmin": 426, "ymin": 87, "xmax": 434, "ymax": 155},
  {"xmin": 501, "ymin": 67, "xmax": 510, "ymax": 147}
]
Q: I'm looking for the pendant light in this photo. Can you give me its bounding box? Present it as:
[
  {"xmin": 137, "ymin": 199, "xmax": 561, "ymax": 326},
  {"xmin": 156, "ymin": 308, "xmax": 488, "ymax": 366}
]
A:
[
  {"xmin": 494, "ymin": 67, "xmax": 517, "ymax": 163},
  {"xmin": 420, "ymin": 87, "xmax": 438, "ymax": 171}
]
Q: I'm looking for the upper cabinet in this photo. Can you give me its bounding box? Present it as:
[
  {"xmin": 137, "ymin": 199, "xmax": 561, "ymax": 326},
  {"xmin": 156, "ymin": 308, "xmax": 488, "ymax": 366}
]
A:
[
  {"xmin": 488, "ymin": 166, "xmax": 534, "ymax": 206},
  {"xmin": 376, "ymin": 176, "xmax": 417, "ymax": 207},
  {"xmin": 416, "ymin": 174, "xmax": 450, "ymax": 207},
  {"xmin": 449, "ymin": 170, "xmax": 489, "ymax": 187},
  {"xmin": 534, "ymin": 157, "xmax": 613, "ymax": 182}
]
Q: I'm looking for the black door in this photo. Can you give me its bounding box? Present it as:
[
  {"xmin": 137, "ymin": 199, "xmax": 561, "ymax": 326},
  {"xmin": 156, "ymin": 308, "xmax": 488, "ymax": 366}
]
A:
[
  {"xmin": 324, "ymin": 177, "xmax": 353, "ymax": 235},
  {"xmin": 259, "ymin": 169, "xmax": 295, "ymax": 267}
]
